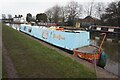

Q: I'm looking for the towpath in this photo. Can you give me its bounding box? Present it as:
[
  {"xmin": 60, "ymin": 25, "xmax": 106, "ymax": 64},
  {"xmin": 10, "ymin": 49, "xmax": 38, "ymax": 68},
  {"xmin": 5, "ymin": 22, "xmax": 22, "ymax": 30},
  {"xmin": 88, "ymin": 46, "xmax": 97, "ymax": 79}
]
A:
[{"xmin": 2, "ymin": 44, "xmax": 19, "ymax": 78}]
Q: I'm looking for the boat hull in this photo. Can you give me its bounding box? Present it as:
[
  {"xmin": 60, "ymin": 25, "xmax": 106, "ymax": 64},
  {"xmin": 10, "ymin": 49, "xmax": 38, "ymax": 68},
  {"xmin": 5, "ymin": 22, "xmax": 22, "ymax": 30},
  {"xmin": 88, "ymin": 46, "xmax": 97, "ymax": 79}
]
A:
[
  {"xmin": 20, "ymin": 24, "xmax": 90, "ymax": 50},
  {"xmin": 73, "ymin": 45, "xmax": 106, "ymax": 68}
]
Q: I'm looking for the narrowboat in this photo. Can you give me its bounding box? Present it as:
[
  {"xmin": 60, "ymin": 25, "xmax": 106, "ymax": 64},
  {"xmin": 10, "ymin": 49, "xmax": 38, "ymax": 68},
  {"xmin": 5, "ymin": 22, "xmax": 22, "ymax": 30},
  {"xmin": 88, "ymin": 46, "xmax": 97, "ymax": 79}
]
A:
[
  {"xmin": 19, "ymin": 24, "xmax": 107, "ymax": 68},
  {"xmin": 89, "ymin": 25, "xmax": 120, "ymax": 37}
]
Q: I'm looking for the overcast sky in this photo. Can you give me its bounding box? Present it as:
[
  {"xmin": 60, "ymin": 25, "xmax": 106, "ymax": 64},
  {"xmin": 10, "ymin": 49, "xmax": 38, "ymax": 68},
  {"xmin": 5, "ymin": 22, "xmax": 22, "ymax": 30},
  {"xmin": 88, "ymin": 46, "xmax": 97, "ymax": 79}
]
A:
[{"xmin": 0, "ymin": 0, "xmax": 116, "ymax": 19}]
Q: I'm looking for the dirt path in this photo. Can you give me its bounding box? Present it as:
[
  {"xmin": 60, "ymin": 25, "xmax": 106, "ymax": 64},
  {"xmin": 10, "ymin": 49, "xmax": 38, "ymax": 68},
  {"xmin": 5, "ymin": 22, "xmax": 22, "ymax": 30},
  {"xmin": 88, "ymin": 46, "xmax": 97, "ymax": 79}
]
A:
[
  {"xmin": 2, "ymin": 44, "xmax": 19, "ymax": 78},
  {"xmin": 20, "ymin": 32, "xmax": 118, "ymax": 78}
]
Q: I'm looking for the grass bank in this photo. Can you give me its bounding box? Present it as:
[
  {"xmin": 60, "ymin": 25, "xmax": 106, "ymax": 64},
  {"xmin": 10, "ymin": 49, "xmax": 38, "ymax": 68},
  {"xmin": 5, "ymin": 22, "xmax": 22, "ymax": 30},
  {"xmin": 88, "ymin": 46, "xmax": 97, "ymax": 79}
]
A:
[{"xmin": 2, "ymin": 24, "xmax": 96, "ymax": 78}]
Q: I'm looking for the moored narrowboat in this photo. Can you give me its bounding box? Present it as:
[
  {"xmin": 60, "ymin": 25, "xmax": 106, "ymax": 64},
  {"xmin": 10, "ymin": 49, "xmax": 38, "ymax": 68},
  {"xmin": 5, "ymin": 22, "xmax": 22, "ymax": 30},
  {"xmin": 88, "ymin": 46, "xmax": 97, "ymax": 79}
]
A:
[
  {"xmin": 20, "ymin": 24, "xmax": 107, "ymax": 68},
  {"xmin": 89, "ymin": 25, "xmax": 120, "ymax": 37}
]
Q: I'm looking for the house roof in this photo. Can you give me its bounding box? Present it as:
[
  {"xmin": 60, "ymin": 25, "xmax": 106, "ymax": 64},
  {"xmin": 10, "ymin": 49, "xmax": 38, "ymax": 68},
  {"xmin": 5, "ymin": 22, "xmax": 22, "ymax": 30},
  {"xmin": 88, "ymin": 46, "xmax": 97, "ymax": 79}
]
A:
[
  {"xmin": 84, "ymin": 16, "xmax": 99, "ymax": 20},
  {"xmin": 76, "ymin": 16, "xmax": 100, "ymax": 24}
]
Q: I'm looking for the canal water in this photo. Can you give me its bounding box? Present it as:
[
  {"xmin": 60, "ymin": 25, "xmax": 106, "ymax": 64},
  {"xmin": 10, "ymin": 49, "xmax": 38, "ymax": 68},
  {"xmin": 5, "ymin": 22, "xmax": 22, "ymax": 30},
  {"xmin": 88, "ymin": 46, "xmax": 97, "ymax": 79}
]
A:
[
  {"xmin": 6, "ymin": 23, "xmax": 20, "ymax": 31},
  {"xmin": 5, "ymin": 23, "xmax": 120, "ymax": 77},
  {"xmin": 90, "ymin": 34, "xmax": 120, "ymax": 77}
]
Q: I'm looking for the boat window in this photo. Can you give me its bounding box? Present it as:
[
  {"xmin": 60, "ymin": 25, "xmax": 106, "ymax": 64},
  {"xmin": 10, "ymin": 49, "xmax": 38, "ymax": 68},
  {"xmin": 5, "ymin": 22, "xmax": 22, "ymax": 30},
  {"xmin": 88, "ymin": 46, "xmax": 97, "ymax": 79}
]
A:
[
  {"xmin": 92, "ymin": 27, "xmax": 96, "ymax": 30},
  {"xmin": 114, "ymin": 28, "xmax": 120, "ymax": 32},
  {"xmin": 64, "ymin": 30, "xmax": 80, "ymax": 33},
  {"xmin": 108, "ymin": 28, "xmax": 114, "ymax": 32},
  {"xmin": 28, "ymin": 28, "xmax": 32, "ymax": 32},
  {"xmin": 24, "ymin": 26, "xmax": 26, "ymax": 30},
  {"xmin": 101, "ymin": 27, "xmax": 108, "ymax": 31},
  {"xmin": 96, "ymin": 27, "xmax": 101, "ymax": 30}
]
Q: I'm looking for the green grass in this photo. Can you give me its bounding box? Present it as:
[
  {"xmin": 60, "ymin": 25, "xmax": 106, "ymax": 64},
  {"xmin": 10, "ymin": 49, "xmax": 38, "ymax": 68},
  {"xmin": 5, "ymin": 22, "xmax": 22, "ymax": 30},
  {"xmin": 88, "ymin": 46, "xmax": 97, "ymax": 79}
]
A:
[{"xmin": 2, "ymin": 24, "xmax": 96, "ymax": 78}]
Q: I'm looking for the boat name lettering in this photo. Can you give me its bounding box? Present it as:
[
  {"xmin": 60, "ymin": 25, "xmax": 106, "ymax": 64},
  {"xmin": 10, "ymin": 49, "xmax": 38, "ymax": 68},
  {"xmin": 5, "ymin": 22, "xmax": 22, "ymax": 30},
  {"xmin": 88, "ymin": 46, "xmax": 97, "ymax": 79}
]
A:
[{"xmin": 53, "ymin": 34, "xmax": 65, "ymax": 40}]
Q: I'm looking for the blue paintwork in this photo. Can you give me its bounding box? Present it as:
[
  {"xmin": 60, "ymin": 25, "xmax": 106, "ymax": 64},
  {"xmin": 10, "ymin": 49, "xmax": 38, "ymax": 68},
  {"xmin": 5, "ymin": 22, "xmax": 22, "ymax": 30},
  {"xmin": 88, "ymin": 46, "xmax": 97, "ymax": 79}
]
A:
[{"xmin": 20, "ymin": 24, "xmax": 90, "ymax": 50}]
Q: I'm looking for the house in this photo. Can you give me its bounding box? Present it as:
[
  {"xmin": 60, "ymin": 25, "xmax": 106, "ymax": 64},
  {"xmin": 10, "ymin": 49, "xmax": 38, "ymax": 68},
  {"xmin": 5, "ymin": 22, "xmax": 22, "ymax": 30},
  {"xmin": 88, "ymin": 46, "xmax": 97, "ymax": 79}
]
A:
[
  {"xmin": 13, "ymin": 17, "xmax": 21, "ymax": 22},
  {"xmin": 13, "ymin": 17, "xmax": 25, "ymax": 23},
  {"xmin": 76, "ymin": 16, "xmax": 101, "ymax": 28}
]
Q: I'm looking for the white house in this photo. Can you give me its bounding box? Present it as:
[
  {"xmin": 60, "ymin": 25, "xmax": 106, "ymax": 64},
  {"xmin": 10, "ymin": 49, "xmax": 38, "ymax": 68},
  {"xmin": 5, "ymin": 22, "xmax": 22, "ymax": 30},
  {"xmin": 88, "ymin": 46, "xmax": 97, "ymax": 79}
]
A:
[{"xmin": 13, "ymin": 17, "xmax": 26, "ymax": 23}]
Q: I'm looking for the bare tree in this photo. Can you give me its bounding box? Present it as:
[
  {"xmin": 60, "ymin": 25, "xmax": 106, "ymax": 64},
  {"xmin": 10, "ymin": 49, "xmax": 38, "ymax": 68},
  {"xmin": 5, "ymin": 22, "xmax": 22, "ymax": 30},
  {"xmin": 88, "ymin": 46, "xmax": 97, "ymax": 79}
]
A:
[
  {"xmin": 66, "ymin": 1, "xmax": 82, "ymax": 19},
  {"xmin": 45, "ymin": 1, "xmax": 82, "ymax": 25},
  {"xmin": 2, "ymin": 14, "xmax": 6, "ymax": 19},
  {"xmin": 8, "ymin": 14, "xmax": 12, "ymax": 19},
  {"xmin": 45, "ymin": 8, "xmax": 54, "ymax": 22},
  {"xmin": 83, "ymin": 1, "xmax": 106, "ymax": 19},
  {"xmin": 83, "ymin": 1, "xmax": 95, "ymax": 17},
  {"xmin": 83, "ymin": 4, "xmax": 91, "ymax": 16},
  {"xmin": 59, "ymin": 6, "xmax": 67, "ymax": 23},
  {"xmin": 45, "ymin": 5, "xmax": 61, "ymax": 23},
  {"xmin": 101, "ymin": 1, "xmax": 120, "ymax": 26},
  {"xmin": 52, "ymin": 5, "xmax": 61, "ymax": 23},
  {"xmin": 94, "ymin": 2, "xmax": 105, "ymax": 19},
  {"xmin": 65, "ymin": 1, "xmax": 83, "ymax": 26}
]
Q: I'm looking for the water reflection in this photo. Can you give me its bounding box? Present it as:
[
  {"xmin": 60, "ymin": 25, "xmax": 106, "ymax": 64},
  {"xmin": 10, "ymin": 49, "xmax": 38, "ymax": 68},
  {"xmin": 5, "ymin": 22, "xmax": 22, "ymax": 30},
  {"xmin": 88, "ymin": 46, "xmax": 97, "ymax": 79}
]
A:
[
  {"xmin": 5, "ymin": 23, "xmax": 20, "ymax": 31},
  {"xmin": 11, "ymin": 24, "xmax": 20, "ymax": 31},
  {"xmin": 90, "ymin": 35, "xmax": 120, "ymax": 76}
]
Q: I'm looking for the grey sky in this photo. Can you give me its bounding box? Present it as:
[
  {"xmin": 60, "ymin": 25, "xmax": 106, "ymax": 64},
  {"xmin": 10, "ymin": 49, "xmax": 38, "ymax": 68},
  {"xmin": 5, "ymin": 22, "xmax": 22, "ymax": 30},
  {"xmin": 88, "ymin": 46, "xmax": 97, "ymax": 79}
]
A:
[{"xmin": 1, "ymin": 0, "xmax": 115, "ymax": 18}]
